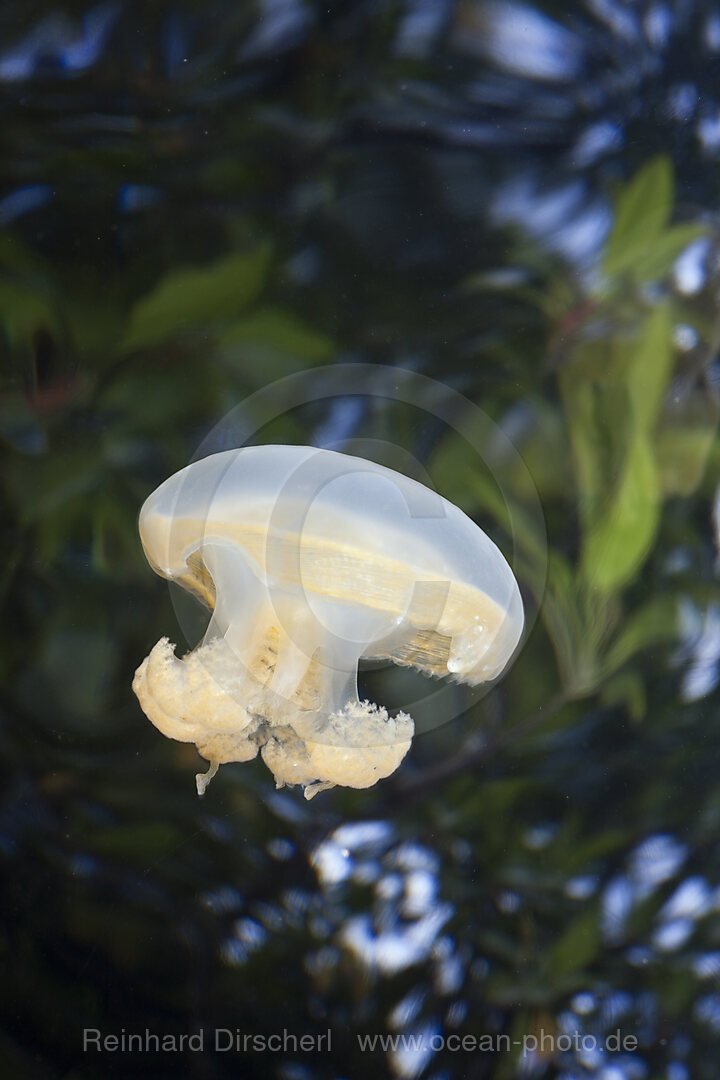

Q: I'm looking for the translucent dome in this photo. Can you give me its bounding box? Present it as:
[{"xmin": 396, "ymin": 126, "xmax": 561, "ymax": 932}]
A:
[{"xmin": 133, "ymin": 445, "xmax": 524, "ymax": 798}]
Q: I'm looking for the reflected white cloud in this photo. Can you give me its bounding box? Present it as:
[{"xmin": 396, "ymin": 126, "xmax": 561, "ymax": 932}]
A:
[
  {"xmin": 480, "ymin": 1, "xmax": 583, "ymax": 80},
  {"xmin": 675, "ymin": 600, "xmax": 720, "ymax": 702},
  {"xmin": 341, "ymin": 904, "xmax": 454, "ymax": 976},
  {"xmin": 492, "ymin": 175, "xmax": 610, "ymax": 265},
  {"xmin": 659, "ymin": 876, "xmax": 711, "ymax": 922},
  {"xmin": 674, "ymin": 237, "xmax": 710, "ymax": 295}
]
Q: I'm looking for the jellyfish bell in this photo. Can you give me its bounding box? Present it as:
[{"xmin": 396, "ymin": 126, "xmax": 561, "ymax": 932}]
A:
[{"xmin": 132, "ymin": 444, "xmax": 524, "ymax": 799}]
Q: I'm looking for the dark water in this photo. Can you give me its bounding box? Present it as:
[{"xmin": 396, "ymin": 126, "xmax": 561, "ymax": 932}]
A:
[{"xmin": 2, "ymin": 2, "xmax": 720, "ymax": 1078}]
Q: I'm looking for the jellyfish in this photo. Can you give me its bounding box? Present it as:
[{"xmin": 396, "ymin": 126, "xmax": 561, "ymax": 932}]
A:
[{"xmin": 132, "ymin": 445, "xmax": 524, "ymax": 798}]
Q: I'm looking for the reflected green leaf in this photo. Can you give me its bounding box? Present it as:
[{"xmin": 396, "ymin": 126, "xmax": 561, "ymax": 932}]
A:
[
  {"xmin": 566, "ymin": 304, "xmax": 675, "ymax": 591},
  {"xmin": 220, "ymin": 306, "xmax": 333, "ymax": 362},
  {"xmin": 581, "ymin": 431, "xmax": 659, "ymax": 591},
  {"xmin": 603, "ymin": 596, "xmax": 678, "ymax": 674},
  {"xmin": 626, "ymin": 303, "xmax": 674, "ymax": 433},
  {"xmin": 9, "ymin": 448, "xmax": 101, "ymax": 524},
  {"xmin": 0, "ymin": 278, "xmax": 61, "ymax": 348},
  {"xmin": 601, "ymin": 669, "xmax": 647, "ymax": 721},
  {"xmin": 545, "ymin": 907, "xmax": 599, "ymax": 978},
  {"xmin": 656, "ymin": 424, "xmax": 716, "ymax": 495},
  {"xmin": 603, "ymin": 156, "xmax": 673, "ymax": 278},
  {"xmin": 631, "ymin": 222, "xmax": 705, "ymax": 281},
  {"xmin": 559, "ymin": 341, "xmax": 631, "ymax": 531},
  {"xmin": 121, "ymin": 246, "xmax": 271, "ymax": 352},
  {"xmin": 541, "ymin": 552, "xmax": 614, "ymax": 694}
]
